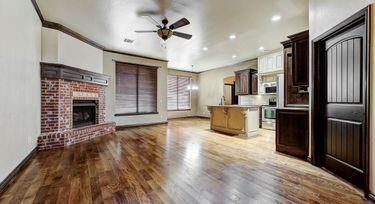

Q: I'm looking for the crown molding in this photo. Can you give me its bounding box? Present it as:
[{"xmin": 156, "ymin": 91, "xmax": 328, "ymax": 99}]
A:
[
  {"xmin": 104, "ymin": 49, "xmax": 168, "ymax": 63},
  {"xmin": 30, "ymin": 0, "xmax": 169, "ymax": 63},
  {"xmin": 30, "ymin": 0, "xmax": 44, "ymax": 22},
  {"xmin": 42, "ymin": 21, "xmax": 105, "ymax": 50}
]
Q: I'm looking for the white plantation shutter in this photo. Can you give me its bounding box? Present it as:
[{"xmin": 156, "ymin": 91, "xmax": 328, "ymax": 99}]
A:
[{"xmin": 167, "ymin": 75, "xmax": 191, "ymax": 111}]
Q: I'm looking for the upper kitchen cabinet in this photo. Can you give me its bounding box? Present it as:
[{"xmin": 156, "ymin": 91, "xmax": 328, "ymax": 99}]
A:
[
  {"xmin": 258, "ymin": 51, "xmax": 284, "ymax": 75},
  {"xmin": 235, "ymin": 69, "xmax": 258, "ymax": 95},
  {"xmin": 281, "ymin": 30, "xmax": 309, "ymax": 107}
]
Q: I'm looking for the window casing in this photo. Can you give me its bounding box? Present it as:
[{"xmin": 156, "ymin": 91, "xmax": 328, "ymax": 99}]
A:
[
  {"xmin": 168, "ymin": 75, "xmax": 191, "ymax": 111},
  {"xmin": 115, "ymin": 62, "xmax": 158, "ymax": 116}
]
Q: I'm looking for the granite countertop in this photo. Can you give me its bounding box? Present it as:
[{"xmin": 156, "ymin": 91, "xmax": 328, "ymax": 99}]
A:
[
  {"xmin": 277, "ymin": 107, "xmax": 309, "ymax": 111},
  {"xmin": 207, "ymin": 105, "xmax": 260, "ymax": 108}
]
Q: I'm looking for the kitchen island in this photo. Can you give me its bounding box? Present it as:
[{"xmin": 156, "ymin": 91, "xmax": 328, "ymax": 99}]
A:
[{"xmin": 207, "ymin": 105, "xmax": 259, "ymax": 137}]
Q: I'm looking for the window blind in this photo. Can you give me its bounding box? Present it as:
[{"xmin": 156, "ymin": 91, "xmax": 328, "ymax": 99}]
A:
[
  {"xmin": 116, "ymin": 62, "xmax": 157, "ymax": 115},
  {"xmin": 167, "ymin": 75, "xmax": 191, "ymax": 111}
]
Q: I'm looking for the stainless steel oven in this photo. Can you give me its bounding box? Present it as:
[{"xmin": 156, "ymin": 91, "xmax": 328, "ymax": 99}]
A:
[{"xmin": 262, "ymin": 106, "xmax": 276, "ymax": 130}]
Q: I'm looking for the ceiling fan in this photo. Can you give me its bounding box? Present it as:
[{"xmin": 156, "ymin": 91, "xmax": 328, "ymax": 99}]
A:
[{"xmin": 135, "ymin": 17, "xmax": 192, "ymax": 41}]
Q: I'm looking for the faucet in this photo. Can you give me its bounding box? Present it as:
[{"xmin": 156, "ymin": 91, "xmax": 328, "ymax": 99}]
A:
[{"xmin": 220, "ymin": 96, "xmax": 225, "ymax": 105}]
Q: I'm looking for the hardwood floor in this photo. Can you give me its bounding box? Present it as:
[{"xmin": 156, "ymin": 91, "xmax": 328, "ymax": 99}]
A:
[{"xmin": 0, "ymin": 118, "xmax": 369, "ymax": 203}]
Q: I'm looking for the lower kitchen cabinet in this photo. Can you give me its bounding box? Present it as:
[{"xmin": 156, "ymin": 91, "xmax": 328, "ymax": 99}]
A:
[{"xmin": 276, "ymin": 108, "xmax": 309, "ymax": 160}]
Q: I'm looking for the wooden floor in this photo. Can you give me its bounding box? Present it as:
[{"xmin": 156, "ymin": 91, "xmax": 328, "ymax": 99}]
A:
[{"xmin": 0, "ymin": 118, "xmax": 369, "ymax": 203}]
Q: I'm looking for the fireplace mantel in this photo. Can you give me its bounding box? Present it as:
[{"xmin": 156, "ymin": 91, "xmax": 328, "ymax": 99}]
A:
[{"xmin": 40, "ymin": 62, "xmax": 110, "ymax": 86}]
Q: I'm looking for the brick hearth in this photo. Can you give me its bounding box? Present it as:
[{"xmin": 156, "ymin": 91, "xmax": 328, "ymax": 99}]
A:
[{"xmin": 38, "ymin": 64, "xmax": 115, "ymax": 150}]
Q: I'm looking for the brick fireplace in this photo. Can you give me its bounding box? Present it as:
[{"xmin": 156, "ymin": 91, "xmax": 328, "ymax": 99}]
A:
[{"xmin": 38, "ymin": 63, "xmax": 116, "ymax": 150}]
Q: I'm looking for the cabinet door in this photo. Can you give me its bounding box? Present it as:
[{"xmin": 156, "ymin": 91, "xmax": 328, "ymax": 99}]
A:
[
  {"xmin": 241, "ymin": 70, "xmax": 250, "ymax": 94},
  {"xmin": 275, "ymin": 52, "xmax": 283, "ymax": 70},
  {"xmin": 276, "ymin": 109, "xmax": 309, "ymax": 159},
  {"xmin": 235, "ymin": 72, "xmax": 241, "ymax": 95},
  {"xmin": 266, "ymin": 56, "xmax": 274, "ymax": 72},
  {"xmin": 257, "ymin": 57, "xmax": 263, "ymax": 73},
  {"xmin": 258, "ymin": 57, "xmax": 266, "ymax": 73},
  {"xmin": 235, "ymin": 70, "xmax": 250, "ymax": 95},
  {"xmin": 293, "ymin": 39, "xmax": 309, "ymax": 86},
  {"xmin": 251, "ymin": 74, "xmax": 258, "ymax": 95}
]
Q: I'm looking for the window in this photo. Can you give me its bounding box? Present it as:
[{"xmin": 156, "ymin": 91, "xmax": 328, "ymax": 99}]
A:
[
  {"xmin": 167, "ymin": 75, "xmax": 191, "ymax": 111},
  {"xmin": 115, "ymin": 62, "xmax": 158, "ymax": 116}
]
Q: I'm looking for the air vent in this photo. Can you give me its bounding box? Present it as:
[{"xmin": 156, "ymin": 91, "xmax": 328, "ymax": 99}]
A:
[{"xmin": 124, "ymin": 38, "xmax": 134, "ymax": 43}]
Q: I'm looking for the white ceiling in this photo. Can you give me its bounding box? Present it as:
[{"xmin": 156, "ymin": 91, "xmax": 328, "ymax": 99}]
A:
[{"xmin": 36, "ymin": 0, "xmax": 309, "ymax": 72}]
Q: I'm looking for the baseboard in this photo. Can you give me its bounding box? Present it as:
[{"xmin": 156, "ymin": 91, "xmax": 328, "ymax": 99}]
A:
[
  {"xmin": 116, "ymin": 121, "xmax": 168, "ymax": 130},
  {"xmin": 368, "ymin": 193, "xmax": 375, "ymax": 202},
  {"xmin": 168, "ymin": 115, "xmax": 210, "ymax": 120},
  {"xmin": 0, "ymin": 147, "xmax": 37, "ymax": 194},
  {"xmin": 194, "ymin": 115, "xmax": 210, "ymax": 119}
]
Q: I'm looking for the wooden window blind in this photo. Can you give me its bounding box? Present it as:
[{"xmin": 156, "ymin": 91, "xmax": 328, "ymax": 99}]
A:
[
  {"xmin": 167, "ymin": 75, "xmax": 191, "ymax": 111},
  {"xmin": 115, "ymin": 62, "xmax": 157, "ymax": 116}
]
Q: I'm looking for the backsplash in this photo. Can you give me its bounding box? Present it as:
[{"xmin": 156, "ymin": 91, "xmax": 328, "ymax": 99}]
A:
[{"xmin": 239, "ymin": 95, "xmax": 273, "ymax": 106}]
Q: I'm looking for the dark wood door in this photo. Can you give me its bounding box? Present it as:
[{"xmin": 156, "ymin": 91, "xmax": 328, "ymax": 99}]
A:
[{"xmin": 323, "ymin": 22, "xmax": 366, "ymax": 189}]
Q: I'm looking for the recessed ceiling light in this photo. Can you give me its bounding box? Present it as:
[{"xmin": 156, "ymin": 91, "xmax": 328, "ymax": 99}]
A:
[
  {"xmin": 229, "ymin": 34, "xmax": 236, "ymax": 40},
  {"xmin": 232, "ymin": 55, "xmax": 237, "ymax": 59},
  {"xmin": 271, "ymin": 15, "xmax": 281, "ymax": 22},
  {"xmin": 203, "ymin": 47, "xmax": 208, "ymax": 51},
  {"xmin": 259, "ymin": 46, "xmax": 265, "ymax": 51}
]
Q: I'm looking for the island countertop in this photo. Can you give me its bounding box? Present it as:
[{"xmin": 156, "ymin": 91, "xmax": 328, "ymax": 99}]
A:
[{"xmin": 207, "ymin": 105, "xmax": 260, "ymax": 109}]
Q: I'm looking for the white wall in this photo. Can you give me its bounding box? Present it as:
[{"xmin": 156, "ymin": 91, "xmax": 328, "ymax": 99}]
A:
[
  {"xmin": 167, "ymin": 69, "xmax": 199, "ymax": 119},
  {"xmin": 103, "ymin": 51, "xmax": 168, "ymax": 126},
  {"xmin": 42, "ymin": 27, "xmax": 103, "ymax": 73},
  {"xmin": 0, "ymin": 0, "xmax": 41, "ymax": 182},
  {"xmin": 197, "ymin": 59, "xmax": 261, "ymax": 117},
  {"xmin": 309, "ymin": 0, "xmax": 375, "ymax": 194}
]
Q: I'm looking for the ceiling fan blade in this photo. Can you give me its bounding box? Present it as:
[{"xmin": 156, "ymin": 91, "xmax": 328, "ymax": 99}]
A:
[
  {"xmin": 173, "ymin": 31, "xmax": 192, "ymax": 40},
  {"xmin": 169, "ymin": 18, "xmax": 190, "ymax": 30},
  {"xmin": 141, "ymin": 15, "xmax": 162, "ymax": 28},
  {"xmin": 135, "ymin": 30, "xmax": 157, "ymax": 33}
]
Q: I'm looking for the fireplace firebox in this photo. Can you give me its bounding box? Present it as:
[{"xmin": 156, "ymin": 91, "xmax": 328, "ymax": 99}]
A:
[{"xmin": 73, "ymin": 100, "xmax": 98, "ymax": 128}]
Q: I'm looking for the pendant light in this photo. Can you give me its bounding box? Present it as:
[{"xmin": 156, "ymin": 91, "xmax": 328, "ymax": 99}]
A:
[{"xmin": 188, "ymin": 65, "xmax": 199, "ymax": 90}]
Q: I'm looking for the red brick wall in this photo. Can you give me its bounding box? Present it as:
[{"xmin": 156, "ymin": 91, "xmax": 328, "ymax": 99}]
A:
[
  {"xmin": 39, "ymin": 78, "xmax": 114, "ymax": 150},
  {"xmin": 38, "ymin": 122, "xmax": 116, "ymax": 150},
  {"xmin": 41, "ymin": 78, "xmax": 106, "ymax": 133}
]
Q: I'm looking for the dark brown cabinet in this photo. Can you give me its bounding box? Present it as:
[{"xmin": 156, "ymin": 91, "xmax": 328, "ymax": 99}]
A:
[
  {"xmin": 235, "ymin": 69, "xmax": 257, "ymax": 95},
  {"xmin": 276, "ymin": 108, "xmax": 309, "ymax": 160},
  {"xmin": 281, "ymin": 30, "xmax": 309, "ymax": 107}
]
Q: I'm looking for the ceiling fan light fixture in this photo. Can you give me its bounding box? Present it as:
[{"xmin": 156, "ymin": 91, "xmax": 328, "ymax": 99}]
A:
[{"xmin": 157, "ymin": 28, "xmax": 173, "ymax": 40}]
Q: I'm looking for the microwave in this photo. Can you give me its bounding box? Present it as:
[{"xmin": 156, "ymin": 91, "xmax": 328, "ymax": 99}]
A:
[{"xmin": 265, "ymin": 86, "xmax": 277, "ymax": 94}]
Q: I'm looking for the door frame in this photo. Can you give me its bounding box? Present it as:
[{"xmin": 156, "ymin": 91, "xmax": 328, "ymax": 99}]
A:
[{"xmin": 311, "ymin": 6, "xmax": 371, "ymax": 197}]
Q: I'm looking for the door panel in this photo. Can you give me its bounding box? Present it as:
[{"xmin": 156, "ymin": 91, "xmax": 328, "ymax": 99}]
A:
[{"xmin": 324, "ymin": 22, "xmax": 366, "ymax": 189}]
